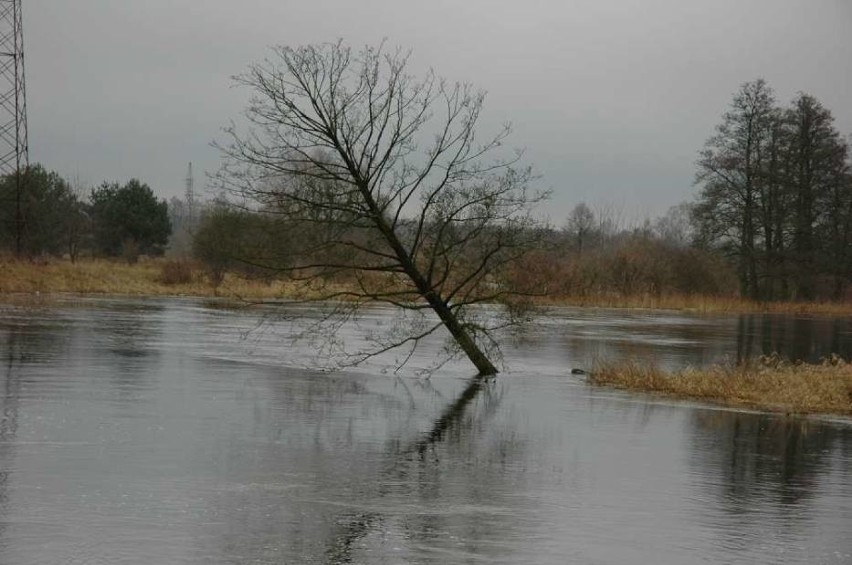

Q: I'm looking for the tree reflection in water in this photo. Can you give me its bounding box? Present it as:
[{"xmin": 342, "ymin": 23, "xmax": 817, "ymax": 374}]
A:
[
  {"xmin": 323, "ymin": 377, "xmax": 506, "ymax": 563},
  {"xmin": 691, "ymin": 411, "xmax": 838, "ymax": 507},
  {"xmin": 736, "ymin": 314, "xmax": 852, "ymax": 364},
  {"xmin": 687, "ymin": 408, "xmax": 848, "ymax": 561}
]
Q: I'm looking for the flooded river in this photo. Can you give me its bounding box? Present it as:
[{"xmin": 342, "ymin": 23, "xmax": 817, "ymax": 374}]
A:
[{"xmin": 0, "ymin": 297, "xmax": 850, "ymax": 564}]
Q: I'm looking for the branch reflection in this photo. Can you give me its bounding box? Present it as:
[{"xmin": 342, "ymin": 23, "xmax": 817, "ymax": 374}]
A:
[{"xmin": 324, "ymin": 376, "xmax": 502, "ymax": 564}]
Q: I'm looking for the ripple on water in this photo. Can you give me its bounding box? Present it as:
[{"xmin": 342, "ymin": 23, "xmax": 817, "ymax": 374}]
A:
[{"xmin": 0, "ymin": 297, "xmax": 849, "ymax": 564}]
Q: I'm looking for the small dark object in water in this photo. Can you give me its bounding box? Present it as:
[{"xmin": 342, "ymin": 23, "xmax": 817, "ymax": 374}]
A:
[{"xmin": 571, "ymin": 368, "xmax": 590, "ymax": 375}]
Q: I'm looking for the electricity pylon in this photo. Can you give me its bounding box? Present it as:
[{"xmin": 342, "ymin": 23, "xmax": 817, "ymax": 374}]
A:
[
  {"xmin": 0, "ymin": 0, "xmax": 28, "ymax": 255},
  {"xmin": 185, "ymin": 161, "xmax": 194, "ymax": 229}
]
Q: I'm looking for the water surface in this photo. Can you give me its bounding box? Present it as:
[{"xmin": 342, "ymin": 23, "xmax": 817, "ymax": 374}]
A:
[{"xmin": 0, "ymin": 298, "xmax": 849, "ymax": 564}]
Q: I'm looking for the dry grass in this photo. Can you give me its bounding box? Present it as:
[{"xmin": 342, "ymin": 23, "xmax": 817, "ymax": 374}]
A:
[
  {"xmin": 590, "ymin": 355, "xmax": 852, "ymax": 416},
  {"xmin": 0, "ymin": 256, "xmax": 344, "ymax": 301},
  {"xmin": 1, "ymin": 257, "xmax": 851, "ymax": 316},
  {"xmin": 157, "ymin": 259, "xmax": 197, "ymax": 285},
  {"xmin": 539, "ymin": 292, "xmax": 852, "ymax": 315}
]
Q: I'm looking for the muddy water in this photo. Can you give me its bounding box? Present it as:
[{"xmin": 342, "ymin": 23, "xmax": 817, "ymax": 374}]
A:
[{"xmin": 0, "ymin": 298, "xmax": 849, "ymax": 564}]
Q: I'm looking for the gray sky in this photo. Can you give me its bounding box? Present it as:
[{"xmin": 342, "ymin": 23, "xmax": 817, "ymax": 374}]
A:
[{"xmin": 26, "ymin": 0, "xmax": 852, "ymax": 223}]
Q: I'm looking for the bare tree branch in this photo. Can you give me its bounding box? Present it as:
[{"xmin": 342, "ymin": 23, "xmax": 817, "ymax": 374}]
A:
[{"xmin": 213, "ymin": 41, "xmax": 547, "ymax": 376}]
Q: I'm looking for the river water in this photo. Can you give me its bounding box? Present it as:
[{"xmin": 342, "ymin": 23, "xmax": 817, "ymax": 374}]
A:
[{"xmin": 0, "ymin": 297, "xmax": 850, "ymax": 564}]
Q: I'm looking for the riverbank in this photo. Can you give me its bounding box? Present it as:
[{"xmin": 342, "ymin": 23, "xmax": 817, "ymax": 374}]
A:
[
  {"xmin": 0, "ymin": 257, "xmax": 310, "ymax": 301},
  {"xmin": 589, "ymin": 357, "xmax": 852, "ymax": 417},
  {"xmin": 1, "ymin": 257, "xmax": 851, "ymax": 315}
]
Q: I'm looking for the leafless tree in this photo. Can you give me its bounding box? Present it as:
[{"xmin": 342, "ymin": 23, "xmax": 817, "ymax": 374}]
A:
[
  {"xmin": 654, "ymin": 202, "xmax": 695, "ymax": 247},
  {"xmin": 694, "ymin": 80, "xmax": 851, "ymax": 301},
  {"xmin": 694, "ymin": 79, "xmax": 777, "ymax": 300},
  {"xmin": 783, "ymin": 93, "xmax": 849, "ymax": 300},
  {"xmin": 564, "ymin": 202, "xmax": 595, "ymax": 255},
  {"xmin": 215, "ymin": 41, "xmax": 547, "ymax": 376}
]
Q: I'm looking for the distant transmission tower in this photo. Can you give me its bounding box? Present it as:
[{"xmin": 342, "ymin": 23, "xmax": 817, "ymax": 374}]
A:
[
  {"xmin": 185, "ymin": 161, "xmax": 194, "ymax": 228},
  {"xmin": 0, "ymin": 0, "xmax": 28, "ymax": 255}
]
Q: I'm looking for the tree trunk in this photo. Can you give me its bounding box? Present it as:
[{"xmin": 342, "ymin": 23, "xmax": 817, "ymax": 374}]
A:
[
  {"xmin": 356, "ymin": 178, "xmax": 499, "ymax": 376},
  {"xmin": 424, "ymin": 291, "xmax": 498, "ymax": 376}
]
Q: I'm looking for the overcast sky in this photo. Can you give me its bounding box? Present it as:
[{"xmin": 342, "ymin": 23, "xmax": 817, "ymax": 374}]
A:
[{"xmin": 25, "ymin": 0, "xmax": 852, "ymax": 223}]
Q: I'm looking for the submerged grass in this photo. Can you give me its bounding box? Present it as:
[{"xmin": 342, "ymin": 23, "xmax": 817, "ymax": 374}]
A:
[
  {"xmin": 541, "ymin": 292, "xmax": 852, "ymax": 316},
  {"xmin": 590, "ymin": 356, "xmax": 852, "ymax": 417}
]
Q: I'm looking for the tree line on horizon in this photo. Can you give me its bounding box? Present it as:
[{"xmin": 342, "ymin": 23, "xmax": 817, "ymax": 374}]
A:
[
  {"xmin": 1, "ymin": 81, "xmax": 849, "ymax": 303},
  {"xmin": 0, "ymin": 166, "xmax": 171, "ymax": 263}
]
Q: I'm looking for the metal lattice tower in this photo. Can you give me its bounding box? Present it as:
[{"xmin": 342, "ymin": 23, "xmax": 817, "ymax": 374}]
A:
[
  {"xmin": 0, "ymin": 0, "xmax": 27, "ymax": 176},
  {"xmin": 0, "ymin": 0, "xmax": 28, "ymax": 253},
  {"xmin": 185, "ymin": 161, "xmax": 195, "ymax": 228}
]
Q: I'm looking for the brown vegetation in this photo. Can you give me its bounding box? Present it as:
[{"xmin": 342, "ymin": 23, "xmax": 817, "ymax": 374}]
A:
[
  {"xmin": 509, "ymin": 239, "xmax": 734, "ymax": 299},
  {"xmin": 0, "ymin": 255, "xmax": 329, "ymax": 300},
  {"xmin": 2, "ymin": 256, "xmax": 852, "ymax": 316},
  {"xmin": 157, "ymin": 259, "xmax": 197, "ymax": 285},
  {"xmin": 590, "ymin": 356, "xmax": 852, "ymax": 416},
  {"xmin": 506, "ymin": 235, "xmax": 852, "ymax": 315}
]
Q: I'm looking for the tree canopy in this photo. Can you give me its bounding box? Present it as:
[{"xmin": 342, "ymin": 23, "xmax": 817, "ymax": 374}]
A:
[
  {"xmin": 0, "ymin": 164, "xmax": 81, "ymax": 257},
  {"xmin": 90, "ymin": 179, "xmax": 171, "ymax": 261}
]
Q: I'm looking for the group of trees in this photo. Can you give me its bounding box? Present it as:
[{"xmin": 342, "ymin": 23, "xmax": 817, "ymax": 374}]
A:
[
  {"xmin": 0, "ymin": 165, "xmax": 80, "ymax": 258},
  {"xmin": 0, "ymin": 166, "xmax": 171, "ymax": 262},
  {"xmin": 188, "ymin": 76, "xmax": 852, "ymax": 311},
  {"xmin": 193, "ymin": 43, "xmax": 852, "ymax": 375},
  {"xmin": 505, "ymin": 202, "xmax": 736, "ymax": 300},
  {"xmin": 192, "ymin": 192, "xmax": 739, "ymax": 302},
  {"xmin": 694, "ymin": 80, "xmax": 851, "ymax": 301}
]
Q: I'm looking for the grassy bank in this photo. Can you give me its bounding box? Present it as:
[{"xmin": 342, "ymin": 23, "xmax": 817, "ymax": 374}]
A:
[
  {"xmin": 590, "ymin": 357, "xmax": 852, "ymax": 417},
  {"xmin": 0, "ymin": 257, "xmax": 308, "ymax": 301},
  {"xmin": 1, "ymin": 257, "xmax": 852, "ymax": 315}
]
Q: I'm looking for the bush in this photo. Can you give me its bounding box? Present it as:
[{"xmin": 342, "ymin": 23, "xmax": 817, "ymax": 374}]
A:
[
  {"xmin": 504, "ymin": 234, "xmax": 739, "ymax": 299},
  {"xmin": 192, "ymin": 205, "xmax": 293, "ymax": 285}
]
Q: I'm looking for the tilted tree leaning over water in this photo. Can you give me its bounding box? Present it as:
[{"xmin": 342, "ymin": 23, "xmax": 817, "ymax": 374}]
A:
[{"xmin": 215, "ymin": 41, "xmax": 547, "ymax": 376}]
